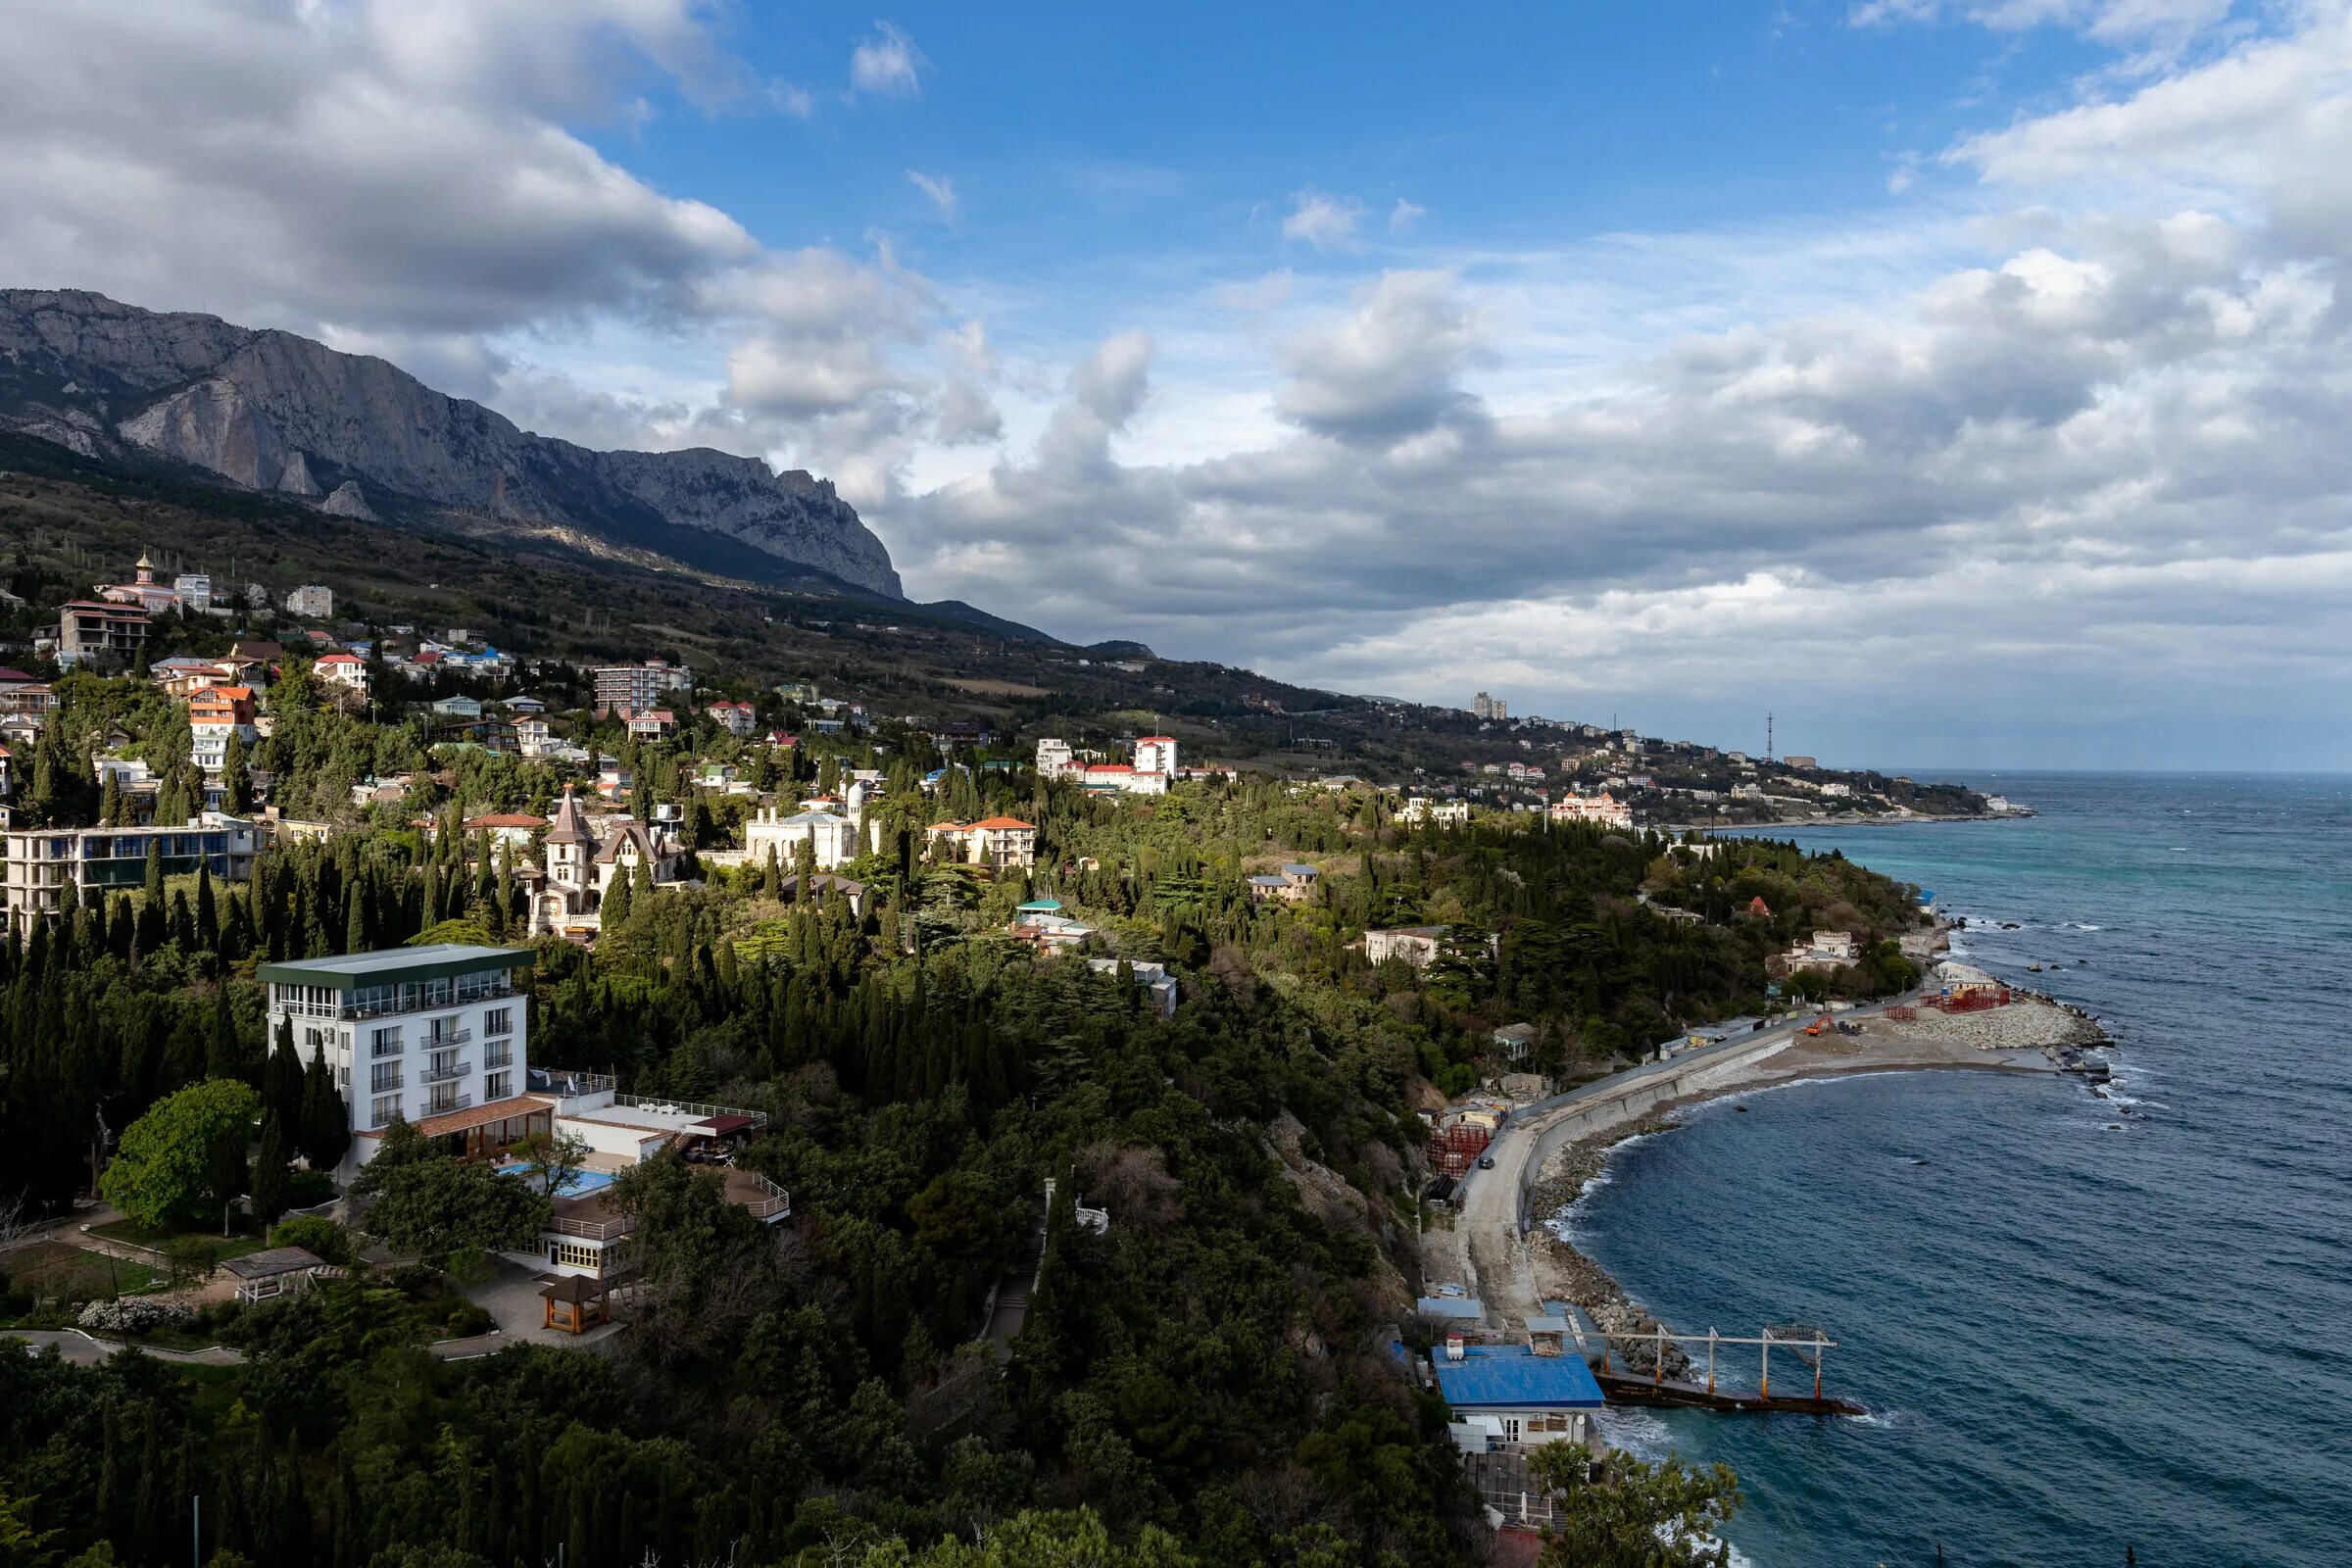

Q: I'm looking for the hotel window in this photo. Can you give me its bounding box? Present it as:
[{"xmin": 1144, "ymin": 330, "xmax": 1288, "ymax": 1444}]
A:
[
  {"xmin": 482, "ymin": 1042, "xmax": 513, "ymax": 1070},
  {"xmin": 370, "ymin": 1026, "xmax": 402, "ymax": 1058},
  {"xmin": 369, "ymin": 1061, "xmax": 403, "ymax": 1094},
  {"xmin": 482, "ymin": 1006, "xmax": 512, "ymax": 1037},
  {"xmin": 484, "ymin": 1071, "xmax": 513, "ymax": 1102},
  {"xmin": 369, "ymin": 1094, "xmax": 401, "ymax": 1129}
]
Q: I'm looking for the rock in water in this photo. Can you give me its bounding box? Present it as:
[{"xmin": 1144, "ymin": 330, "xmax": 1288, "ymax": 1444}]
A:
[{"xmin": 0, "ymin": 287, "xmax": 903, "ymax": 597}]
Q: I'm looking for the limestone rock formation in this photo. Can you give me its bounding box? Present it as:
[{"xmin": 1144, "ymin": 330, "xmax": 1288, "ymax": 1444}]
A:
[{"xmin": 0, "ymin": 288, "xmax": 902, "ymax": 597}]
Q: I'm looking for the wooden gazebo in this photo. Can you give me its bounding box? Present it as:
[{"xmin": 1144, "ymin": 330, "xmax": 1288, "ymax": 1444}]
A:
[{"xmin": 539, "ymin": 1273, "xmax": 612, "ymax": 1334}]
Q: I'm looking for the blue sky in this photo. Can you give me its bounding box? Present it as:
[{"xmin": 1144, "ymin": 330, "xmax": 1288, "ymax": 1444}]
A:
[{"xmin": 5, "ymin": 0, "xmax": 2350, "ymax": 770}]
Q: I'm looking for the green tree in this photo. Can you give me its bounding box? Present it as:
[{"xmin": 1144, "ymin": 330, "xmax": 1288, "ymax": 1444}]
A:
[
  {"xmin": 1526, "ymin": 1444, "xmax": 1743, "ymax": 1568},
  {"xmin": 249, "ymin": 1108, "xmax": 294, "ymax": 1225},
  {"xmin": 220, "ymin": 730, "xmax": 252, "ymax": 814},
  {"xmin": 349, "ymin": 1119, "xmax": 549, "ymax": 1259},
  {"xmin": 98, "ymin": 1079, "xmax": 260, "ymax": 1229}
]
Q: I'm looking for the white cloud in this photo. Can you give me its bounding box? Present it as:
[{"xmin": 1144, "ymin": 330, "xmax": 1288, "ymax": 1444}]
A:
[
  {"xmin": 907, "ymin": 169, "xmax": 958, "ymax": 222},
  {"xmin": 1274, "ymin": 270, "xmax": 1486, "ymax": 443},
  {"xmin": 1281, "ymin": 189, "xmax": 1364, "ymax": 249},
  {"xmin": 851, "ymin": 22, "xmax": 926, "ymax": 97},
  {"xmin": 1390, "ymin": 197, "xmax": 1427, "ymax": 231}
]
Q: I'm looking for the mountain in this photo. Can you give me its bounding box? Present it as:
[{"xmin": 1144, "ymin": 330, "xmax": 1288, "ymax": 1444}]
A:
[{"xmin": 0, "ymin": 288, "xmax": 902, "ymax": 598}]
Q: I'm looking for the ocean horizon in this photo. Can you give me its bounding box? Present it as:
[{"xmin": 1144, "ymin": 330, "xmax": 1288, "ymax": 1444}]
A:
[{"xmin": 1570, "ymin": 770, "xmax": 2351, "ymax": 1567}]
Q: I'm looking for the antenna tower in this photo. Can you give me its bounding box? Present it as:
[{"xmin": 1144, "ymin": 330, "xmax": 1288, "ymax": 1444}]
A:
[{"xmin": 1766, "ymin": 712, "xmax": 1775, "ymax": 761}]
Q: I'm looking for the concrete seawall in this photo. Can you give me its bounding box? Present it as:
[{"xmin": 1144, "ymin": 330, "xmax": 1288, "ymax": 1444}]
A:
[{"xmin": 1511, "ymin": 1032, "xmax": 1801, "ymax": 1230}]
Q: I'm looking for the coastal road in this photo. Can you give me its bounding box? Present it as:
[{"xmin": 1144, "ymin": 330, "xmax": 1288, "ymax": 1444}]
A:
[{"xmin": 1446, "ymin": 996, "xmax": 1924, "ymax": 1328}]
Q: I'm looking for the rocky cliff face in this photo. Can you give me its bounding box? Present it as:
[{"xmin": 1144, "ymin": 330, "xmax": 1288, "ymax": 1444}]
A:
[{"xmin": 0, "ymin": 288, "xmax": 902, "ymax": 597}]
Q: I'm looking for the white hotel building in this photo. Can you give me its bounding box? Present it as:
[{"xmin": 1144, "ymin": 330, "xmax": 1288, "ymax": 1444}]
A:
[
  {"xmin": 261, "ymin": 944, "xmax": 543, "ymax": 1172},
  {"xmin": 263, "ymin": 942, "xmax": 788, "ymax": 1288}
]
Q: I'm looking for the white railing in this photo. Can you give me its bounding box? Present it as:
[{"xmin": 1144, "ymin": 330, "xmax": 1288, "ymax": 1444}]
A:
[
  {"xmin": 547, "ymin": 1212, "xmax": 635, "ymax": 1242},
  {"xmin": 744, "ymin": 1175, "xmax": 791, "ymax": 1220},
  {"xmin": 613, "ymin": 1094, "xmax": 769, "ymax": 1132}
]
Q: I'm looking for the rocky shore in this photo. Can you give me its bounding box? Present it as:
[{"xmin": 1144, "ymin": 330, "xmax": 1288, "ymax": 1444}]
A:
[{"xmin": 1525, "ymin": 1115, "xmax": 1693, "ymax": 1378}]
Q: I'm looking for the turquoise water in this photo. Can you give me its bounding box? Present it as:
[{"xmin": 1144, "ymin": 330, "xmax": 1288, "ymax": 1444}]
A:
[{"xmin": 1568, "ymin": 773, "xmax": 2352, "ymax": 1567}]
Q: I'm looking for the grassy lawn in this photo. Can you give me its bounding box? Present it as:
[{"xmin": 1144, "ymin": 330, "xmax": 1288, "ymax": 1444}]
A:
[
  {"xmin": 6, "ymin": 1240, "xmax": 167, "ymax": 1299},
  {"xmin": 89, "ymin": 1217, "xmax": 270, "ymax": 1263}
]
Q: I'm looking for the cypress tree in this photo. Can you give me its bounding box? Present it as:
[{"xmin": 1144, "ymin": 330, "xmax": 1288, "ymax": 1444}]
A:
[
  {"xmin": 266, "ymin": 1017, "xmax": 304, "ymax": 1129},
  {"xmin": 196, "ymin": 864, "xmax": 220, "ymax": 952},
  {"xmin": 300, "ymin": 1043, "xmax": 350, "ymax": 1173},
  {"xmin": 251, "ymin": 1108, "xmax": 292, "ymax": 1224},
  {"xmin": 142, "ymin": 840, "xmax": 166, "ymax": 908},
  {"xmin": 343, "ymin": 882, "xmax": 366, "ymax": 954}
]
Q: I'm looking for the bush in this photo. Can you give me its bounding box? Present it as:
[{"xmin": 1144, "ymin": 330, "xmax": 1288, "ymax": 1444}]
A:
[
  {"xmin": 286, "ymin": 1169, "xmax": 337, "ymax": 1208},
  {"xmin": 268, "ymin": 1214, "xmax": 353, "ymax": 1266},
  {"xmin": 78, "ymin": 1297, "xmax": 196, "ymax": 1335}
]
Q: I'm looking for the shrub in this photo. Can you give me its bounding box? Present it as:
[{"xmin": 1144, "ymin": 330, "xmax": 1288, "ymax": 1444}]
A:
[
  {"xmin": 78, "ymin": 1297, "xmax": 196, "ymax": 1335},
  {"xmin": 286, "ymin": 1170, "xmax": 337, "ymax": 1208},
  {"xmin": 268, "ymin": 1214, "xmax": 353, "ymax": 1266}
]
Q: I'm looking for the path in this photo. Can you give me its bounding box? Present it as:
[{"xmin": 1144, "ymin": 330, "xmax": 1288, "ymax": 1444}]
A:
[
  {"xmin": 1446, "ymin": 994, "xmax": 1928, "ymax": 1327},
  {"xmin": 6, "ymin": 1329, "xmax": 242, "ymax": 1366}
]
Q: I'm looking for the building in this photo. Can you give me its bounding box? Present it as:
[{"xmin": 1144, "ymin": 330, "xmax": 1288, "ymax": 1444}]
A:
[
  {"xmin": 926, "ymin": 815, "xmax": 1039, "ymax": 872},
  {"xmin": 1133, "ymin": 735, "xmax": 1178, "ymax": 778},
  {"xmin": 526, "ymin": 790, "xmax": 689, "ymax": 940},
  {"xmin": 1783, "ymin": 755, "xmax": 1817, "ymax": 769},
  {"xmin": 1007, "ymin": 901, "xmax": 1093, "ymax": 951},
  {"xmin": 1433, "ymin": 1341, "xmax": 1605, "ymax": 1454},
  {"xmin": 624, "ymin": 710, "xmax": 676, "ymax": 741},
  {"xmin": 186, "ymin": 686, "xmax": 258, "ymax": 778},
  {"xmin": 1548, "ymin": 793, "xmax": 1633, "ymax": 830},
  {"xmin": 1492, "ymin": 1023, "xmax": 1537, "ymax": 1061},
  {"xmin": 514, "ymin": 1071, "xmax": 788, "ymax": 1289},
  {"xmin": 1248, "ymin": 862, "xmax": 1320, "ymax": 905},
  {"xmin": 172, "ymin": 573, "xmax": 214, "ymax": 613},
  {"xmin": 260, "ymin": 944, "xmax": 538, "ymax": 1174},
  {"xmin": 462, "ymin": 811, "xmax": 547, "ymax": 854},
  {"xmin": 94, "ymin": 551, "xmax": 187, "ymax": 614},
  {"xmin": 57, "ymin": 601, "xmax": 148, "ymax": 667},
  {"xmin": 707, "ymin": 700, "xmax": 757, "ymax": 737},
  {"xmin": 283, "ymin": 584, "xmax": 334, "ymax": 618},
  {"xmin": 1036, "ymin": 738, "xmax": 1078, "ymax": 777},
  {"xmin": 2, "ymin": 814, "xmax": 260, "ymax": 937},
  {"xmin": 593, "ymin": 660, "xmax": 692, "ymax": 716},
  {"xmin": 1365, "ymin": 926, "xmax": 1447, "ymax": 967},
  {"xmin": 314, "ymin": 652, "xmax": 368, "ymax": 695},
  {"xmin": 1086, "ymin": 957, "xmax": 1179, "ymax": 1017},
  {"xmin": 741, "ymin": 806, "xmax": 858, "ymax": 871}
]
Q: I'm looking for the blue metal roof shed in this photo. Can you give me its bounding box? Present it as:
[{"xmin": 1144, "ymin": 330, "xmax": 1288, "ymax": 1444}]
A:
[{"xmin": 1432, "ymin": 1346, "xmax": 1606, "ymax": 1410}]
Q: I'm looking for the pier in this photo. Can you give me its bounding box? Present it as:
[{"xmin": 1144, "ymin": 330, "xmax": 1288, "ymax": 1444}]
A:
[{"xmin": 1588, "ymin": 1322, "xmax": 1865, "ymax": 1416}]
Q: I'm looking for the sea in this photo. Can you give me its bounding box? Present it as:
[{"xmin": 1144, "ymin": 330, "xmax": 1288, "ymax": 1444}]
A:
[{"xmin": 1562, "ymin": 772, "xmax": 2352, "ymax": 1568}]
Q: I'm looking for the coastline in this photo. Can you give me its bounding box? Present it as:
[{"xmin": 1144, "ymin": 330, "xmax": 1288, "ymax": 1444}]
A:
[{"xmin": 1504, "ymin": 994, "xmax": 2110, "ymax": 1375}]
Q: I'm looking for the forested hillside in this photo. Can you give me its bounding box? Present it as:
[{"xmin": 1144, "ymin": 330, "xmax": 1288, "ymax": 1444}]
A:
[{"xmin": 0, "ymin": 659, "xmax": 1926, "ymax": 1567}]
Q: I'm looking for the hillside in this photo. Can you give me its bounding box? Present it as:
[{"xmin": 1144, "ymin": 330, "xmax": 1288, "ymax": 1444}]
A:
[{"xmin": 0, "ymin": 288, "xmax": 900, "ymax": 596}]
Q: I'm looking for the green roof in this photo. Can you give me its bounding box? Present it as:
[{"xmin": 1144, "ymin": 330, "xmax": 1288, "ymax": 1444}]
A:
[{"xmin": 257, "ymin": 943, "xmax": 534, "ymax": 989}]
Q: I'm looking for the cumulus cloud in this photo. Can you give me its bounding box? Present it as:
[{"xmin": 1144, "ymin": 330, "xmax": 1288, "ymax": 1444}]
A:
[
  {"xmin": 851, "ymin": 22, "xmax": 926, "ymax": 97},
  {"xmin": 1274, "ymin": 270, "xmax": 1487, "ymax": 443},
  {"xmin": 1281, "ymin": 189, "xmax": 1364, "ymax": 249}
]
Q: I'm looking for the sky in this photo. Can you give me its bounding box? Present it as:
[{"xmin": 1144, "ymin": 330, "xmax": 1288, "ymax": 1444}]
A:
[{"xmin": 3, "ymin": 0, "xmax": 2349, "ymax": 771}]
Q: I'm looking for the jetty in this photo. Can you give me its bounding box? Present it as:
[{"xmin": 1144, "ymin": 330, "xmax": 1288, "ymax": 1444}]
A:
[{"xmin": 1591, "ymin": 1322, "xmax": 1865, "ymax": 1416}]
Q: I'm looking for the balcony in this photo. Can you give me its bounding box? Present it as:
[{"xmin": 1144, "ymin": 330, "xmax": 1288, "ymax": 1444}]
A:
[
  {"xmin": 423, "ymin": 1026, "xmax": 472, "ymax": 1050},
  {"xmin": 481, "ymin": 1048, "xmax": 514, "ymax": 1070},
  {"xmin": 423, "ymin": 1092, "xmax": 473, "ymax": 1117},
  {"xmin": 419, "ymin": 1058, "xmax": 470, "ymax": 1085}
]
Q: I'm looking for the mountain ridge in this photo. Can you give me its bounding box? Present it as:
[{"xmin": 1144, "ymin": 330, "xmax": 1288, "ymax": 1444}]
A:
[{"xmin": 0, "ymin": 287, "xmax": 903, "ymax": 598}]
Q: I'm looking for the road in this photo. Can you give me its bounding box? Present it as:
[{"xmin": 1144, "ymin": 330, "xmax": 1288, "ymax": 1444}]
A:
[{"xmin": 1444, "ymin": 994, "xmax": 1925, "ymax": 1328}]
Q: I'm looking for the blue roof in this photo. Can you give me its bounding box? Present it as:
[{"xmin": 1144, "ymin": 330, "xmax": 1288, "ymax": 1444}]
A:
[{"xmin": 1432, "ymin": 1346, "xmax": 1605, "ymax": 1410}]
